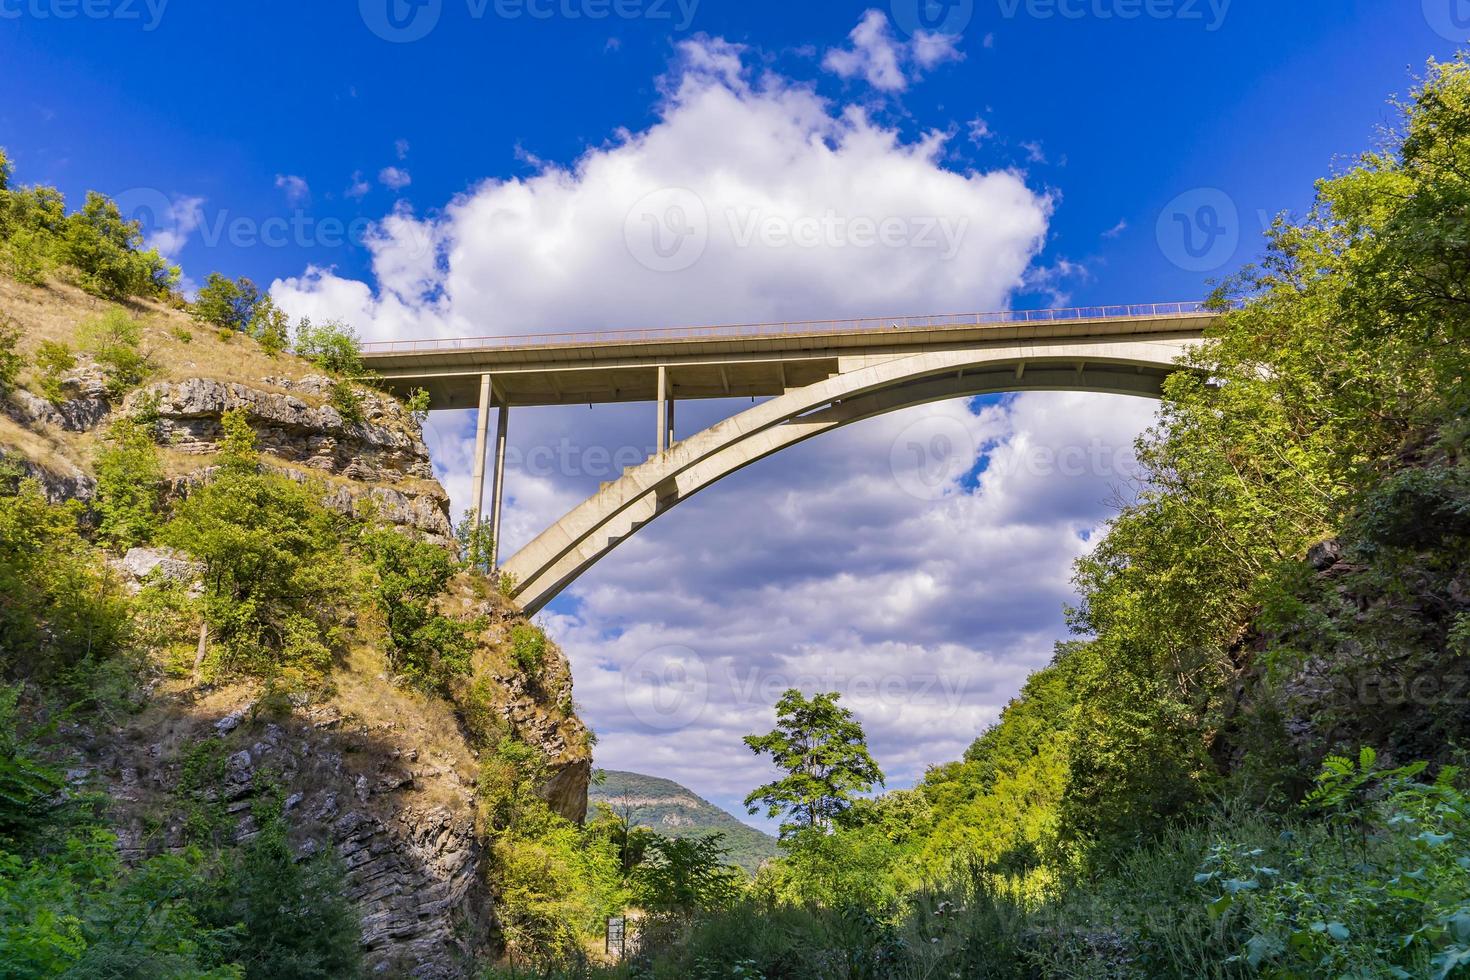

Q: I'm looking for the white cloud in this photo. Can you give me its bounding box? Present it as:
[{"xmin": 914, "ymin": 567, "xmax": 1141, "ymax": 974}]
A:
[
  {"xmin": 395, "ymin": 138, "xmax": 411, "ymax": 160},
  {"xmin": 1103, "ymin": 218, "xmax": 1128, "ymax": 239},
  {"xmin": 967, "ymin": 116, "xmax": 992, "ymax": 144},
  {"xmin": 346, "ymin": 171, "xmax": 371, "ymax": 199},
  {"xmin": 144, "ymin": 195, "xmax": 205, "ymax": 257},
  {"xmin": 274, "ymin": 174, "xmax": 310, "ymax": 205},
  {"xmin": 271, "ymin": 35, "xmax": 1157, "ymax": 821},
  {"xmin": 378, "ymin": 166, "xmax": 412, "ymax": 191},
  {"xmin": 823, "ymin": 10, "xmax": 962, "ymax": 93}
]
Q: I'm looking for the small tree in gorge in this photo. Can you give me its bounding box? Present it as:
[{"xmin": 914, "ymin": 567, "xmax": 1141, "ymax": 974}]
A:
[{"xmin": 743, "ymin": 689, "xmax": 884, "ymax": 838}]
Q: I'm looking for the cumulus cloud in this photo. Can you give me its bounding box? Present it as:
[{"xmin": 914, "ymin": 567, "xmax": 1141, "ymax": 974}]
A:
[
  {"xmin": 271, "ymin": 34, "xmax": 1156, "ymax": 821},
  {"xmin": 346, "ymin": 171, "xmax": 372, "ymax": 200},
  {"xmin": 378, "ymin": 166, "xmax": 412, "ymax": 191},
  {"xmin": 823, "ymin": 9, "xmax": 963, "ymax": 92},
  {"xmin": 274, "ymin": 174, "xmax": 310, "ymax": 205},
  {"xmin": 143, "ymin": 195, "xmax": 206, "ymax": 257}
]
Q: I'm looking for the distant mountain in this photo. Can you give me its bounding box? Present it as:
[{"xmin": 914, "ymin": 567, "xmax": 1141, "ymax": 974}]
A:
[{"xmin": 589, "ymin": 770, "xmax": 780, "ymax": 874}]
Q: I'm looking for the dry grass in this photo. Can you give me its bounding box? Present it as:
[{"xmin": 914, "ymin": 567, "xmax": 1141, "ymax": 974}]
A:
[{"xmin": 1, "ymin": 273, "xmax": 320, "ymax": 389}]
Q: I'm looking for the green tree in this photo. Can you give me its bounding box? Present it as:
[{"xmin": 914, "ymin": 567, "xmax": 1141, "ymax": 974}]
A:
[
  {"xmin": 632, "ymin": 833, "xmax": 744, "ymax": 918},
  {"xmin": 192, "ymin": 273, "xmax": 262, "ymax": 334},
  {"xmin": 294, "ymin": 317, "xmax": 365, "ymax": 377},
  {"xmin": 744, "ymin": 690, "xmax": 884, "ymax": 838},
  {"xmin": 195, "ymin": 798, "xmax": 362, "ymax": 980},
  {"xmin": 160, "ymin": 410, "xmax": 347, "ymax": 684},
  {"xmin": 93, "ymin": 417, "xmax": 164, "ymax": 552},
  {"xmin": 358, "ymin": 525, "xmax": 476, "ymax": 691},
  {"xmin": 249, "ymin": 294, "xmax": 290, "ymax": 355},
  {"xmin": 58, "ymin": 191, "xmax": 177, "ymax": 299}
]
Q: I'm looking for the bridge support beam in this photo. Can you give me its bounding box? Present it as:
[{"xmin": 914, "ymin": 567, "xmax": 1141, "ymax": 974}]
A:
[
  {"xmin": 469, "ymin": 374, "xmax": 493, "ymax": 566},
  {"xmin": 490, "ymin": 403, "xmax": 509, "ymax": 571},
  {"xmin": 656, "ymin": 365, "xmax": 674, "ymax": 453}
]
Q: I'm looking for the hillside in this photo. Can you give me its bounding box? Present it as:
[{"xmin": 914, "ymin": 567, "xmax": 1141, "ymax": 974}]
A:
[
  {"xmin": 0, "ymin": 224, "xmax": 595, "ymax": 976},
  {"xmin": 590, "ymin": 770, "xmax": 779, "ymax": 873}
]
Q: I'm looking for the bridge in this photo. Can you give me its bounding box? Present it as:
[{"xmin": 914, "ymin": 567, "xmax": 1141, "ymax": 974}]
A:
[{"xmin": 362, "ymin": 302, "xmax": 1218, "ymax": 614}]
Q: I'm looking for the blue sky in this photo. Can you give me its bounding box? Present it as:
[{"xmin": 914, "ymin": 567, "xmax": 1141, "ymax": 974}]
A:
[
  {"xmin": 3, "ymin": 2, "xmax": 1463, "ymax": 828},
  {"xmin": 4, "ymin": 2, "xmax": 1456, "ymax": 308}
]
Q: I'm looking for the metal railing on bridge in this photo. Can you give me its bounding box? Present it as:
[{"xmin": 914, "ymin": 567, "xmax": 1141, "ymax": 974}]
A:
[{"xmin": 359, "ymin": 300, "xmax": 1216, "ymax": 355}]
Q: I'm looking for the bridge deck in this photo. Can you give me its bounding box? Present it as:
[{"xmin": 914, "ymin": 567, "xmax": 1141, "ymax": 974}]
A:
[{"xmin": 360, "ymin": 302, "xmax": 1218, "ymax": 409}]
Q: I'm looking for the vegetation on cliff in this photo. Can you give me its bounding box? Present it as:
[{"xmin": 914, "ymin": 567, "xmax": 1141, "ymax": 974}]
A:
[{"xmin": 500, "ymin": 54, "xmax": 1470, "ymax": 980}]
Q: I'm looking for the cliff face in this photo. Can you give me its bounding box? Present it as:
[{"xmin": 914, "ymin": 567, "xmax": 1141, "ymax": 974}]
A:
[{"xmin": 1, "ymin": 278, "xmax": 592, "ymax": 977}]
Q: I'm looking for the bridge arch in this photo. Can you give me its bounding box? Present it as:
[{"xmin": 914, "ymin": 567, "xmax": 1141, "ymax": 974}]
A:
[{"xmin": 500, "ymin": 337, "xmax": 1194, "ymax": 614}]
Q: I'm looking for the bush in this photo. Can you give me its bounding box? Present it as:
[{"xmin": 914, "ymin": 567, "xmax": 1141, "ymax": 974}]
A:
[
  {"xmin": 358, "ymin": 525, "xmax": 477, "ymax": 692},
  {"xmin": 93, "ymin": 417, "xmax": 163, "ymax": 552},
  {"xmin": 160, "ymin": 411, "xmax": 348, "ymax": 686},
  {"xmin": 34, "ymin": 340, "xmax": 74, "ymax": 403},
  {"xmin": 509, "ymin": 624, "xmax": 547, "ymax": 678},
  {"xmin": 0, "ymin": 317, "xmax": 23, "ymax": 393},
  {"xmin": 1, "ymin": 227, "xmax": 52, "ymax": 285},
  {"xmin": 77, "ymin": 306, "xmax": 151, "ymax": 397},
  {"xmin": 57, "ymin": 191, "xmax": 177, "ymax": 299},
  {"xmin": 295, "ymin": 317, "xmax": 365, "ymax": 377}
]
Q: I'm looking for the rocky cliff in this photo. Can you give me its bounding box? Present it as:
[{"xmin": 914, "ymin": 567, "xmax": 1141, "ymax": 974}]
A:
[{"xmin": 0, "ymin": 277, "xmax": 593, "ymax": 977}]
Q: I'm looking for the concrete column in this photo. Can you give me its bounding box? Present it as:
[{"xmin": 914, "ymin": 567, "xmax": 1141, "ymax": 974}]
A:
[
  {"xmin": 469, "ymin": 373, "xmax": 492, "ymax": 535},
  {"xmin": 666, "ymin": 377, "xmax": 676, "ymax": 450},
  {"xmin": 656, "ymin": 365, "xmax": 669, "ymax": 454},
  {"xmin": 489, "ymin": 403, "xmax": 509, "ymax": 571}
]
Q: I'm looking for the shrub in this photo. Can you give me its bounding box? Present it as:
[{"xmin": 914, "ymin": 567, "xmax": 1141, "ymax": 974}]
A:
[
  {"xmin": 294, "ymin": 317, "xmax": 364, "ymax": 376},
  {"xmin": 77, "ymin": 306, "xmax": 151, "ymax": 397},
  {"xmin": 509, "ymin": 624, "xmax": 547, "ymax": 678},
  {"xmin": 160, "ymin": 411, "xmax": 348, "ymax": 686},
  {"xmin": 93, "ymin": 417, "xmax": 163, "ymax": 552},
  {"xmin": 329, "ymin": 379, "xmax": 365, "ymax": 424},
  {"xmin": 250, "ymin": 295, "xmax": 290, "ymax": 355},
  {"xmin": 1, "ymin": 227, "xmax": 52, "ymax": 285},
  {"xmin": 34, "ymin": 340, "xmax": 75, "ymax": 403},
  {"xmin": 0, "ymin": 317, "xmax": 23, "ymax": 394},
  {"xmin": 359, "ymin": 525, "xmax": 477, "ymax": 692}
]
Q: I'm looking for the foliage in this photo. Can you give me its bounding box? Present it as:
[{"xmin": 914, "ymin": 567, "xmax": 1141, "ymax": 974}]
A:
[
  {"xmin": 193, "ymin": 794, "xmax": 363, "ymax": 979},
  {"xmin": 160, "ymin": 410, "xmax": 348, "ymax": 685},
  {"xmin": 76, "ymin": 305, "xmax": 152, "ymax": 397},
  {"xmin": 405, "ymin": 386, "xmax": 431, "ymax": 424},
  {"xmin": 456, "ymin": 507, "xmax": 495, "ymax": 572},
  {"xmin": 632, "ymin": 834, "xmax": 744, "ymax": 919},
  {"xmin": 34, "ymin": 340, "xmax": 75, "ymax": 404},
  {"xmin": 0, "ymin": 316, "xmax": 24, "ymax": 394},
  {"xmin": 359, "ymin": 525, "xmax": 476, "ymax": 691},
  {"xmin": 192, "ymin": 273, "xmax": 262, "ymax": 334},
  {"xmin": 294, "ymin": 317, "xmax": 365, "ymax": 377},
  {"xmin": 0, "ymin": 480, "xmax": 131, "ymax": 684},
  {"xmin": 55, "ymin": 191, "xmax": 179, "ymax": 299},
  {"xmin": 508, "ymin": 623, "xmax": 547, "ymax": 679},
  {"xmin": 93, "ymin": 417, "xmax": 163, "ymax": 552},
  {"xmin": 250, "ymin": 294, "xmax": 291, "ymax": 355},
  {"xmin": 743, "ymin": 690, "xmax": 884, "ymax": 838}
]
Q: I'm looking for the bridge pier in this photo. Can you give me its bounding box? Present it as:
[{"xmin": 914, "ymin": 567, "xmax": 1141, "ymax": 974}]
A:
[
  {"xmin": 656, "ymin": 365, "xmax": 675, "ymax": 453},
  {"xmin": 468, "ymin": 374, "xmax": 510, "ymax": 572}
]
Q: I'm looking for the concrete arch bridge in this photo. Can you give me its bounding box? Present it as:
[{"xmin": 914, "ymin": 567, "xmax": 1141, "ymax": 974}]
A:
[{"xmin": 362, "ymin": 302, "xmax": 1217, "ymax": 614}]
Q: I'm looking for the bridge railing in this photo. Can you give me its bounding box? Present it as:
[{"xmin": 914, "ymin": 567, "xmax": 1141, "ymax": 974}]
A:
[{"xmin": 360, "ymin": 301, "xmax": 1216, "ymax": 355}]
